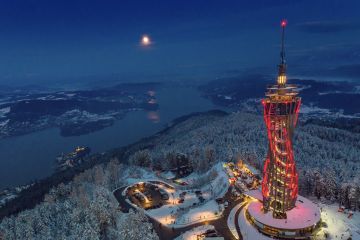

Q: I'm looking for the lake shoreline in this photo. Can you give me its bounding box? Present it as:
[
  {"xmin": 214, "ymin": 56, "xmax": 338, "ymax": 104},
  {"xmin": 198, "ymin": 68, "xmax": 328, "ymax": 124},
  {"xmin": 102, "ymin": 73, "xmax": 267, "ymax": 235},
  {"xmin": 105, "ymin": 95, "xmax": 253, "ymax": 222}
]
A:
[
  {"xmin": 0, "ymin": 109, "xmax": 227, "ymax": 220},
  {"xmin": 0, "ymin": 85, "xmax": 215, "ymax": 190}
]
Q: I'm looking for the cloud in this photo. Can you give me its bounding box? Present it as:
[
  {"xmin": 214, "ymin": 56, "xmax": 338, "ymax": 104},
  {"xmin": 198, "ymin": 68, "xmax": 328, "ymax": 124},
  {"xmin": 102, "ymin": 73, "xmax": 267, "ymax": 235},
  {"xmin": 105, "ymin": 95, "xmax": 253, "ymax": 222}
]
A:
[
  {"xmin": 290, "ymin": 43, "xmax": 360, "ymax": 65},
  {"xmin": 291, "ymin": 63, "xmax": 360, "ymax": 80},
  {"xmin": 328, "ymin": 64, "xmax": 360, "ymax": 78},
  {"xmin": 297, "ymin": 21, "xmax": 360, "ymax": 34},
  {"xmin": 288, "ymin": 44, "xmax": 360, "ymax": 79}
]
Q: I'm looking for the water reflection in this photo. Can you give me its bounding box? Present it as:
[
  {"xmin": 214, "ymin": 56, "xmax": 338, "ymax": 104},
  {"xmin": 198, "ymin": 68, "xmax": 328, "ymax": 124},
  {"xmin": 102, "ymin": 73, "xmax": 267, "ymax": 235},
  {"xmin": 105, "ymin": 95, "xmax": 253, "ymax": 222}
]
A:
[{"xmin": 147, "ymin": 111, "xmax": 160, "ymax": 123}]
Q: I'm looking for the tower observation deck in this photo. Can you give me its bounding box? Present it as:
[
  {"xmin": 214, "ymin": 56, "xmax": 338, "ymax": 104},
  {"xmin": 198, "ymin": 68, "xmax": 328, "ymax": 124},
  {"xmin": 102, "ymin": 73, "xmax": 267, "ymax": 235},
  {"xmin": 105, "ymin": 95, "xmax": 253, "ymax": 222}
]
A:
[{"xmin": 261, "ymin": 20, "xmax": 301, "ymax": 219}]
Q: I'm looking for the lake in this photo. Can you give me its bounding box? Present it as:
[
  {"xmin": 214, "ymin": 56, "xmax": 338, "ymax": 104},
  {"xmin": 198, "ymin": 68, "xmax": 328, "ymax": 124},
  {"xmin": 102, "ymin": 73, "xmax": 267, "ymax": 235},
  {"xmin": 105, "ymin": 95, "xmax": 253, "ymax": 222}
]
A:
[{"xmin": 0, "ymin": 85, "xmax": 216, "ymax": 190}]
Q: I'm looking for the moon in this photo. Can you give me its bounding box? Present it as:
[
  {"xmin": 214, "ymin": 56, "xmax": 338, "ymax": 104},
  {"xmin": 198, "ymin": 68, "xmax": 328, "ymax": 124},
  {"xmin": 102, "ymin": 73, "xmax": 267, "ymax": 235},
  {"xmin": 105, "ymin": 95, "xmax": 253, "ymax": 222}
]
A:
[{"xmin": 141, "ymin": 35, "xmax": 151, "ymax": 46}]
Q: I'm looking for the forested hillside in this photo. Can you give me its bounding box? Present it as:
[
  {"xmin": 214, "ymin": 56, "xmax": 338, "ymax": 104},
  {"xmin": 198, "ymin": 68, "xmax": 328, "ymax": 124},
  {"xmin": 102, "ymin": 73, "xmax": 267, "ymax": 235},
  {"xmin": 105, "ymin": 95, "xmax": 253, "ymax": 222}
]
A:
[
  {"xmin": 132, "ymin": 111, "xmax": 360, "ymax": 208},
  {"xmin": 1, "ymin": 110, "xmax": 359, "ymax": 239}
]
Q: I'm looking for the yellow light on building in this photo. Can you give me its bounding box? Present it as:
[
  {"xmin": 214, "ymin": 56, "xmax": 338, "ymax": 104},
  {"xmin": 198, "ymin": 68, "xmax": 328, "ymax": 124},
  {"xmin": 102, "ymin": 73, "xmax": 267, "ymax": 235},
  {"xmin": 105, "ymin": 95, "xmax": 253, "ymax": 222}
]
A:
[{"xmin": 277, "ymin": 75, "xmax": 287, "ymax": 85}]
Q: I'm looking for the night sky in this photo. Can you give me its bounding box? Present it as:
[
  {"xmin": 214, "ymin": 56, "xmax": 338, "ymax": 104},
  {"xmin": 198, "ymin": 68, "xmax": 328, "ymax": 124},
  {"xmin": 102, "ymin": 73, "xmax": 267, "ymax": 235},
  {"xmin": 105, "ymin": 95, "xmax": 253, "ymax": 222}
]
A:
[{"xmin": 0, "ymin": 0, "xmax": 359, "ymax": 86}]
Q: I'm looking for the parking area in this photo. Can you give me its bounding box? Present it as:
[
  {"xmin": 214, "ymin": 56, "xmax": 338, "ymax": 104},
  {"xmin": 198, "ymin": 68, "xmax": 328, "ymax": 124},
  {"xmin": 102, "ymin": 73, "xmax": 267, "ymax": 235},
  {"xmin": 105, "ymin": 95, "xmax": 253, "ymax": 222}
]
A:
[
  {"xmin": 126, "ymin": 182, "xmax": 170, "ymax": 210},
  {"xmin": 113, "ymin": 162, "xmax": 250, "ymax": 240},
  {"xmin": 198, "ymin": 228, "xmax": 222, "ymax": 238}
]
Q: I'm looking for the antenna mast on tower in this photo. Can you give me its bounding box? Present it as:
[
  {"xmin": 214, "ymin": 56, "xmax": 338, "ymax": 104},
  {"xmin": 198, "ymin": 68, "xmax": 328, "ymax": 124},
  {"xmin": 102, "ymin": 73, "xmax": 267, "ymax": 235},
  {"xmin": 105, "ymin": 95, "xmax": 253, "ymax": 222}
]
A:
[{"xmin": 278, "ymin": 19, "xmax": 287, "ymax": 86}]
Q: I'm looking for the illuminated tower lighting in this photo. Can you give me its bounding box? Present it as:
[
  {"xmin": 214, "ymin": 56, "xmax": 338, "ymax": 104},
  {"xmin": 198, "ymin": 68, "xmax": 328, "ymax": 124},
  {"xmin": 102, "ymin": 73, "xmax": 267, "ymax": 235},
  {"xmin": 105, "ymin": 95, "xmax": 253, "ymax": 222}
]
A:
[{"xmin": 261, "ymin": 19, "xmax": 301, "ymax": 219}]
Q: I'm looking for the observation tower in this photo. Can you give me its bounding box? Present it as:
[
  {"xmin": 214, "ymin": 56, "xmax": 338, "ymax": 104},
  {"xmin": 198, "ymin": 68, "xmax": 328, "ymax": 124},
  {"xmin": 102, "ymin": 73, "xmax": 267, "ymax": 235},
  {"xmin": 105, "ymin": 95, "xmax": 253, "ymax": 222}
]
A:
[
  {"xmin": 261, "ymin": 19, "xmax": 301, "ymax": 219},
  {"xmin": 241, "ymin": 21, "xmax": 321, "ymax": 239}
]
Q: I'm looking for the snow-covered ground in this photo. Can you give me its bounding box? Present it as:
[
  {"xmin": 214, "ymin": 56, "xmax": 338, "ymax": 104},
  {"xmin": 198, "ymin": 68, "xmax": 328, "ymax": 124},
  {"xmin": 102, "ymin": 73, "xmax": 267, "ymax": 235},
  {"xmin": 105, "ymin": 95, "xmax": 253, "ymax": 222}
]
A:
[
  {"xmin": 59, "ymin": 109, "xmax": 114, "ymax": 122},
  {"xmin": 0, "ymin": 194, "xmax": 17, "ymax": 207},
  {"xmin": 316, "ymin": 203, "xmax": 360, "ymax": 240},
  {"xmin": 227, "ymin": 202, "xmax": 246, "ymax": 240},
  {"xmin": 301, "ymin": 104, "xmax": 360, "ymax": 119},
  {"xmin": 176, "ymin": 200, "xmax": 224, "ymax": 225},
  {"xmin": 238, "ymin": 202, "xmax": 272, "ymax": 240},
  {"xmin": 122, "ymin": 163, "xmax": 230, "ymax": 228},
  {"xmin": 0, "ymin": 107, "xmax": 10, "ymax": 118},
  {"xmin": 0, "ymin": 106, "xmax": 10, "ymax": 127},
  {"xmin": 160, "ymin": 171, "xmax": 175, "ymax": 180},
  {"xmin": 300, "ymin": 104, "xmax": 332, "ymax": 115},
  {"xmin": 0, "ymin": 119, "xmax": 9, "ymax": 127},
  {"xmin": 174, "ymin": 225, "xmax": 215, "ymax": 240},
  {"xmin": 244, "ymin": 189, "xmax": 263, "ymax": 201},
  {"xmin": 239, "ymin": 190, "xmax": 360, "ymax": 240},
  {"xmin": 176, "ymin": 172, "xmax": 201, "ymax": 185},
  {"xmin": 248, "ymin": 195, "xmax": 321, "ymax": 229}
]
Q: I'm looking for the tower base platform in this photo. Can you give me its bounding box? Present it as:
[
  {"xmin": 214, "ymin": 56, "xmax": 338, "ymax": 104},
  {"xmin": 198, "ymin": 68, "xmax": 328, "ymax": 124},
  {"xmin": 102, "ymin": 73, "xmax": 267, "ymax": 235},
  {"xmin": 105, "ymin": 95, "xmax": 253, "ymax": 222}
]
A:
[{"xmin": 245, "ymin": 195, "xmax": 321, "ymax": 239}]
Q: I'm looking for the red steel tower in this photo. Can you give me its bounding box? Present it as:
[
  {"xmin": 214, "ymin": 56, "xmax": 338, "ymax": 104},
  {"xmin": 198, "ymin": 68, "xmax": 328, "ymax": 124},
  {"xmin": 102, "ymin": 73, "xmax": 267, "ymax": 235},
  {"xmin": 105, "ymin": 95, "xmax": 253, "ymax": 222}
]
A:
[{"xmin": 261, "ymin": 20, "xmax": 301, "ymax": 219}]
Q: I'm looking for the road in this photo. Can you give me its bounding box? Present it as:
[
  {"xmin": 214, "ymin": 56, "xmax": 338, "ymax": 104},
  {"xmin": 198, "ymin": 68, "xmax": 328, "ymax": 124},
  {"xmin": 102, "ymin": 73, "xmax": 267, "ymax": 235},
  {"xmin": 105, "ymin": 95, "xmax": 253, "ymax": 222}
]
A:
[
  {"xmin": 234, "ymin": 203, "xmax": 247, "ymax": 240},
  {"xmin": 113, "ymin": 186, "xmax": 245, "ymax": 240}
]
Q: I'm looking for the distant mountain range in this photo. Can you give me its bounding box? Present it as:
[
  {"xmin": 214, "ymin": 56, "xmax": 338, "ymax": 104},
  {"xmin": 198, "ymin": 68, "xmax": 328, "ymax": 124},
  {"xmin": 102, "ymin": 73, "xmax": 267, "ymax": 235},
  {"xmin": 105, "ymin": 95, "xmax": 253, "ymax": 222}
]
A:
[{"xmin": 199, "ymin": 74, "xmax": 360, "ymax": 115}]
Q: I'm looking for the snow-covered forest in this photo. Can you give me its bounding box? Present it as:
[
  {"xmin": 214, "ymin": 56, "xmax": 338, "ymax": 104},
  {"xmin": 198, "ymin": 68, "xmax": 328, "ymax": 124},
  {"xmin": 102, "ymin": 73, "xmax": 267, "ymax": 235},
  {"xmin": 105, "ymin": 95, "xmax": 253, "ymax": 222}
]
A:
[
  {"xmin": 0, "ymin": 159, "xmax": 159, "ymax": 240},
  {"xmin": 130, "ymin": 111, "xmax": 360, "ymax": 210},
  {"xmin": 0, "ymin": 110, "xmax": 359, "ymax": 239}
]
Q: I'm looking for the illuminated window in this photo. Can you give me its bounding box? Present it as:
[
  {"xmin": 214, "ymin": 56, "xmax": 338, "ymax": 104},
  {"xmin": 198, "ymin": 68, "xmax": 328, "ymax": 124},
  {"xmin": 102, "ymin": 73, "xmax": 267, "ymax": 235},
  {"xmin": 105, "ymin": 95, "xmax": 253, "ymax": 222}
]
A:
[{"xmin": 277, "ymin": 75, "xmax": 287, "ymax": 85}]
